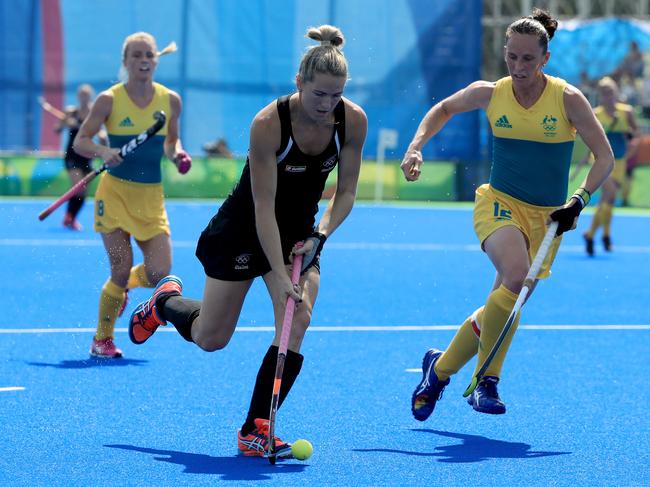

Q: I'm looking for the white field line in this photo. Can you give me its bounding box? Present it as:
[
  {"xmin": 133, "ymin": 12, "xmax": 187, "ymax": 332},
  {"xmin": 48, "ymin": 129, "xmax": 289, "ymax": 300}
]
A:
[
  {"xmin": 2, "ymin": 238, "xmax": 650, "ymax": 254},
  {"xmin": 8, "ymin": 198, "xmax": 650, "ymax": 214},
  {"xmin": 0, "ymin": 387, "xmax": 25, "ymax": 392},
  {"xmin": 0, "ymin": 324, "xmax": 648, "ymax": 334}
]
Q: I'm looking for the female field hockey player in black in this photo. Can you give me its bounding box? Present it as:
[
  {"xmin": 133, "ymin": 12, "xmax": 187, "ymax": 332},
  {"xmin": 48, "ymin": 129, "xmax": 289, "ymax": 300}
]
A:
[
  {"xmin": 74, "ymin": 33, "xmax": 191, "ymax": 359},
  {"xmin": 54, "ymin": 84, "xmax": 103, "ymax": 230},
  {"xmin": 129, "ymin": 25, "xmax": 367, "ymax": 457},
  {"xmin": 401, "ymin": 9, "xmax": 614, "ymax": 417}
]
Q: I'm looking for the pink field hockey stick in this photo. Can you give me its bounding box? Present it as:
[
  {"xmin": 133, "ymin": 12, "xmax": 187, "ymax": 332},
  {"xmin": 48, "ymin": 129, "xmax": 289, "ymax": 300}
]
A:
[
  {"xmin": 267, "ymin": 247, "xmax": 303, "ymax": 464},
  {"xmin": 38, "ymin": 111, "xmax": 166, "ymax": 221}
]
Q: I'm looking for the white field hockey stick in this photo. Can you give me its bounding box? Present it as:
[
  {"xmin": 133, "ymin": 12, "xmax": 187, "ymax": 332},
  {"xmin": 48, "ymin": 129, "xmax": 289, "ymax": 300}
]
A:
[
  {"xmin": 37, "ymin": 96, "xmax": 67, "ymax": 121},
  {"xmin": 462, "ymin": 221, "xmax": 559, "ymax": 397},
  {"xmin": 38, "ymin": 111, "xmax": 166, "ymax": 221},
  {"xmin": 267, "ymin": 248, "xmax": 303, "ymax": 465}
]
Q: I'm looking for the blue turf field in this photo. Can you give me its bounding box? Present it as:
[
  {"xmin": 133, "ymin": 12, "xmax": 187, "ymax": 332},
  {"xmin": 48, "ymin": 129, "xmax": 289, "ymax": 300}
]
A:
[{"xmin": 1, "ymin": 199, "xmax": 649, "ymax": 486}]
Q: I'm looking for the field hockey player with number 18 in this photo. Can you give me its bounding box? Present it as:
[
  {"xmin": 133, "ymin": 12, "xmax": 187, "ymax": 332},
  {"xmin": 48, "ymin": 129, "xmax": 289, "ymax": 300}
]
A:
[{"xmin": 73, "ymin": 32, "xmax": 191, "ymax": 359}]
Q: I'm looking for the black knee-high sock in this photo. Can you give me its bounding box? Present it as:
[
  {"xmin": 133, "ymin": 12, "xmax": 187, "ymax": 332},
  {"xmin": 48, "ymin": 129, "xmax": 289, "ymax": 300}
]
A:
[
  {"xmin": 158, "ymin": 295, "xmax": 201, "ymax": 342},
  {"xmin": 66, "ymin": 195, "xmax": 84, "ymax": 218},
  {"xmin": 241, "ymin": 345, "xmax": 304, "ymax": 436}
]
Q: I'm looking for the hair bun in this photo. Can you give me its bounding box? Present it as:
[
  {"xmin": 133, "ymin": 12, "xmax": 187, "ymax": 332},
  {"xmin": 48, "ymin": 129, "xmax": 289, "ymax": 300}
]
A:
[
  {"xmin": 306, "ymin": 25, "xmax": 345, "ymax": 49},
  {"xmin": 531, "ymin": 8, "xmax": 558, "ymax": 39}
]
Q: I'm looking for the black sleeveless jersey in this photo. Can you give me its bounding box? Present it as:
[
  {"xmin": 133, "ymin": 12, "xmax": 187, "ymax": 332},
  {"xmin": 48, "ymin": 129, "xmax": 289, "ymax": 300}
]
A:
[
  {"xmin": 64, "ymin": 110, "xmax": 91, "ymax": 165},
  {"xmin": 217, "ymin": 95, "xmax": 346, "ymax": 245}
]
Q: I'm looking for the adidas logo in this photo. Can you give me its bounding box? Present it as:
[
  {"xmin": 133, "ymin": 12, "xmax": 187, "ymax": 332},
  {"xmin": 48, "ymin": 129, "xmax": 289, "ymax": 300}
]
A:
[
  {"xmin": 495, "ymin": 115, "xmax": 512, "ymax": 128},
  {"xmin": 119, "ymin": 117, "xmax": 134, "ymax": 127}
]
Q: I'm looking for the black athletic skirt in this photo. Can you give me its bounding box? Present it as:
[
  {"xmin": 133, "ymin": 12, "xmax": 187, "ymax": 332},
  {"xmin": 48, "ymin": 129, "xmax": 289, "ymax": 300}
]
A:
[
  {"xmin": 64, "ymin": 151, "xmax": 92, "ymax": 173},
  {"xmin": 195, "ymin": 208, "xmax": 318, "ymax": 281}
]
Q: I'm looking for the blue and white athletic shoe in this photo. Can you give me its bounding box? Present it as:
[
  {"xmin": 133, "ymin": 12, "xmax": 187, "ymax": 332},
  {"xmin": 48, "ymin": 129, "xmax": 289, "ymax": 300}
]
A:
[
  {"xmin": 411, "ymin": 349, "xmax": 450, "ymax": 421},
  {"xmin": 467, "ymin": 376, "xmax": 506, "ymax": 414}
]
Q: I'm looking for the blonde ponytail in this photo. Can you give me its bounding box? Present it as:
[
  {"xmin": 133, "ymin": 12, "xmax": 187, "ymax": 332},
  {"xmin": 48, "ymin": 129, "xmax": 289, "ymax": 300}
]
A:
[{"xmin": 157, "ymin": 41, "xmax": 177, "ymax": 57}]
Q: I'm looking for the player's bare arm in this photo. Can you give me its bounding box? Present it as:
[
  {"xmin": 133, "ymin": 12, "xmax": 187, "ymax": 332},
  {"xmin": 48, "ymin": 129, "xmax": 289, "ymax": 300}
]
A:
[
  {"xmin": 249, "ymin": 104, "xmax": 300, "ymax": 302},
  {"xmin": 73, "ymin": 92, "xmax": 121, "ymax": 166},
  {"xmin": 401, "ymin": 81, "xmax": 494, "ymax": 181},
  {"xmin": 564, "ymin": 84, "xmax": 615, "ymax": 194},
  {"xmin": 313, "ymin": 100, "xmax": 367, "ymax": 239},
  {"xmin": 164, "ymin": 91, "xmax": 182, "ymax": 160}
]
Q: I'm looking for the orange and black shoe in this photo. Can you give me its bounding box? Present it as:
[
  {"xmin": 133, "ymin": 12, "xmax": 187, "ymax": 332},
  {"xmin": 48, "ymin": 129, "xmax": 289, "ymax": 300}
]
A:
[
  {"xmin": 237, "ymin": 418, "xmax": 293, "ymax": 458},
  {"xmin": 128, "ymin": 276, "xmax": 182, "ymax": 345}
]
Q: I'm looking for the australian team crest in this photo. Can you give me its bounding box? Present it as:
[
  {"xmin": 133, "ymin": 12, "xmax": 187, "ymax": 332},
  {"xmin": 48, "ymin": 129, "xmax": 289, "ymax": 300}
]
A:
[{"xmin": 541, "ymin": 114, "xmax": 558, "ymax": 137}]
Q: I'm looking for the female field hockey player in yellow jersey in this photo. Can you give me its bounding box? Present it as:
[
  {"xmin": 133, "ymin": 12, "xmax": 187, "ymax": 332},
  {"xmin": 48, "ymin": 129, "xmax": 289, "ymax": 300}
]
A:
[
  {"xmin": 580, "ymin": 77, "xmax": 638, "ymax": 256},
  {"xmin": 74, "ymin": 32, "xmax": 192, "ymax": 358},
  {"xmin": 401, "ymin": 9, "xmax": 614, "ymax": 417}
]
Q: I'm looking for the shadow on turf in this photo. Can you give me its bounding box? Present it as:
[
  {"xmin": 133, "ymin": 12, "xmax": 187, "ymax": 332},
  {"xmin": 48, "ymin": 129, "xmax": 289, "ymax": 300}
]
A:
[
  {"xmin": 354, "ymin": 429, "xmax": 571, "ymax": 463},
  {"xmin": 26, "ymin": 358, "xmax": 149, "ymax": 369},
  {"xmin": 104, "ymin": 444, "xmax": 307, "ymax": 480}
]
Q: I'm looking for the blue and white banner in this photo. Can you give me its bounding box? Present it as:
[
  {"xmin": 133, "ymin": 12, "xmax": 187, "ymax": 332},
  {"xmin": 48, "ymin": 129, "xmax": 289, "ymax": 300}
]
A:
[{"xmin": 546, "ymin": 17, "xmax": 650, "ymax": 85}]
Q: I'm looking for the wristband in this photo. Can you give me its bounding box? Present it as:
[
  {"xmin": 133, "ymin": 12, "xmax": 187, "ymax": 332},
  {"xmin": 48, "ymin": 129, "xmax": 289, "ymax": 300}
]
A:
[
  {"xmin": 300, "ymin": 232, "xmax": 327, "ymax": 274},
  {"xmin": 571, "ymin": 187, "xmax": 591, "ymax": 208},
  {"xmin": 310, "ymin": 231, "xmax": 327, "ymax": 245}
]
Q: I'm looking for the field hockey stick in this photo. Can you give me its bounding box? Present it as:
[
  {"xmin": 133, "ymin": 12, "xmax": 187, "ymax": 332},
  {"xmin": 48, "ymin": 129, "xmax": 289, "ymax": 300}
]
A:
[
  {"xmin": 37, "ymin": 96, "xmax": 67, "ymax": 121},
  {"xmin": 268, "ymin": 247, "xmax": 304, "ymax": 465},
  {"xmin": 38, "ymin": 111, "xmax": 166, "ymax": 221},
  {"xmin": 462, "ymin": 221, "xmax": 559, "ymax": 397}
]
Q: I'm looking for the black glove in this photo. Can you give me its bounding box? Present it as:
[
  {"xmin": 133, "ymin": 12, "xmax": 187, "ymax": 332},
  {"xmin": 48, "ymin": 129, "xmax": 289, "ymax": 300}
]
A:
[
  {"xmin": 300, "ymin": 232, "xmax": 327, "ymax": 274},
  {"xmin": 549, "ymin": 198, "xmax": 583, "ymax": 236}
]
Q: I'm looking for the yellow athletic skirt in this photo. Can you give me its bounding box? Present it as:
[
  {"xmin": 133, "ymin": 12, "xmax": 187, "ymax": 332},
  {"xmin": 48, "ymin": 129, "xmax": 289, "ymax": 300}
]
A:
[
  {"xmin": 473, "ymin": 184, "xmax": 562, "ymax": 279},
  {"xmin": 93, "ymin": 173, "xmax": 170, "ymax": 241}
]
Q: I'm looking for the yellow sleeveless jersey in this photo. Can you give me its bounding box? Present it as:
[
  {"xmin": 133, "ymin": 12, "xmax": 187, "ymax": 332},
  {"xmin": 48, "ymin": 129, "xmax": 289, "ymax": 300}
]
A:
[
  {"xmin": 594, "ymin": 103, "xmax": 632, "ymax": 159},
  {"xmin": 486, "ymin": 75, "xmax": 577, "ymax": 206},
  {"xmin": 104, "ymin": 82, "xmax": 171, "ymax": 183}
]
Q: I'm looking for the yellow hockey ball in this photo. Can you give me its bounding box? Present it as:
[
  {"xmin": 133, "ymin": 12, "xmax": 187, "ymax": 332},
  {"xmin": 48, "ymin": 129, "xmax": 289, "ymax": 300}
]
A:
[{"xmin": 291, "ymin": 439, "xmax": 313, "ymax": 460}]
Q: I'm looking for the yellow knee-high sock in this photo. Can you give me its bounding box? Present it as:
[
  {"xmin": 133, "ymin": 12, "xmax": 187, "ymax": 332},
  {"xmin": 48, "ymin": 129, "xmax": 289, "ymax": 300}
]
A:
[
  {"xmin": 435, "ymin": 306, "xmax": 484, "ymax": 380},
  {"xmin": 127, "ymin": 263, "xmax": 154, "ymax": 289},
  {"xmin": 586, "ymin": 204, "xmax": 604, "ymax": 238},
  {"xmin": 601, "ymin": 203, "xmax": 613, "ymax": 236},
  {"xmin": 473, "ymin": 285, "xmax": 521, "ymax": 379},
  {"xmin": 96, "ymin": 279, "xmax": 126, "ymax": 340}
]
